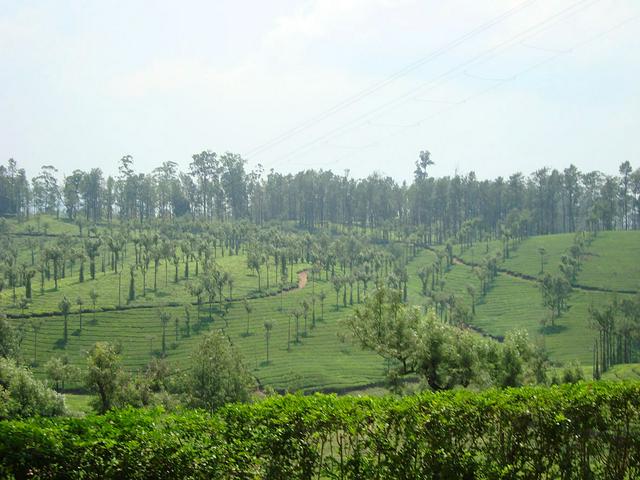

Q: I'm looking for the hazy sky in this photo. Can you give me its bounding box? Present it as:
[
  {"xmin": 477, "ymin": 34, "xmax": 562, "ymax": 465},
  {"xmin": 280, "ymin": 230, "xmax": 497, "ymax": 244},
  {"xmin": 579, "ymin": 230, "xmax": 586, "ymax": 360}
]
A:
[{"xmin": 1, "ymin": 0, "xmax": 639, "ymax": 182}]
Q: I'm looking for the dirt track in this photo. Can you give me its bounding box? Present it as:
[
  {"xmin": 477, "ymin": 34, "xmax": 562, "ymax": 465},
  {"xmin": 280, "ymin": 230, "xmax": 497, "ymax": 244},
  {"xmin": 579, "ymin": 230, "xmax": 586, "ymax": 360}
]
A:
[{"xmin": 297, "ymin": 270, "xmax": 308, "ymax": 289}]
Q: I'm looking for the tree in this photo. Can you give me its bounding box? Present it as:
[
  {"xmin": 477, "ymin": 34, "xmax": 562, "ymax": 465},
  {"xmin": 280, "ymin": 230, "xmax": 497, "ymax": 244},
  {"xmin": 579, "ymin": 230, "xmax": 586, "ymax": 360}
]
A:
[
  {"xmin": 23, "ymin": 266, "xmax": 35, "ymax": 300},
  {"xmin": 45, "ymin": 356, "xmax": 79, "ymax": 392},
  {"xmin": 85, "ymin": 342, "xmax": 124, "ymax": 414},
  {"xmin": 76, "ymin": 296, "xmax": 84, "ymax": 333},
  {"xmin": 159, "ymin": 310, "xmax": 170, "ymax": 357},
  {"xmin": 0, "ymin": 315, "xmax": 20, "ymax": 359},
  {"xmin": 319, "ymin": 290, "xmax": 327, "ymax": 321},
  {"xmin": 414, "ymin": 150, "xmax": 434, "ymax": 181},
  {"xmin": 247, "ymin": 250, "xmax": 262, "ymax": 291},
  {"xmin": 18, "ymin": 295, "xmax": 29, "ymax": 316},
  {"xmin": 331, "ymin": 275, "xmax": 343, "ymax": 311},
  {"xmin": 89, "ymin": 288, "xmax": 99, "ymax": 323},
  {"xmin": 466, "ymin": 284, "xmax": 477, "ymax": 315},
  {"xmin": 292, "ymin": 308, "xmax": 302, "ymax": 344},
  {"xmin": 417, "ymin": 266, "xmax": 431, "ymax": 296},
  {"xmin": 342, "ymin": 285, "xmax": 542, "ymax": 391},
  {"xmin": 540, "ymin": 273, "xmax": 572, "ymax": 324},
  {"xmin": 538, "ymin": 247, "xmax": 547, "ymax": 274},
  {"xmin": 620, "ymin": 161, "xmax": 632, "ymax": 230},
  {"xmin": 243, "ymin": 299, "xmax": 253, "ymax": 336},
  {"xmin": 128, "ymin": 264, "xmax": 136, "ymax": 303},
  {"xmin": 264, "ymin": 320, "xmax": 273, "ymax": 364},
  {"xmin": 58, "ymin": 296, "xmax": 71, "ymax": 344},
  {"xmin": 187, "ymin": 280, "xmax": 204, "ymax": 324},
  {"xmin": 184, "ymin": 304, "xmax": 191, "ymax": 337},
  {"xmin": 183, "ymin": 331, "xmax": 254, "ymax": 412},
  {"xmin": 301, "ymin": 299, "xmax": 310, "ymax": 337}
]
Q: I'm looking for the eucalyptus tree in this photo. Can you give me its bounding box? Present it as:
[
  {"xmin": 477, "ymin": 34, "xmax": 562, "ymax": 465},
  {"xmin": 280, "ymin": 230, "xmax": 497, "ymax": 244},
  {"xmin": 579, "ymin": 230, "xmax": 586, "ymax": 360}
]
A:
[
  {"xmin": 22, "ymin": 265, "xmax": 35, "ymax": 300},
  {"xmin": 264, "ymin": 320, "xmax": 273, "ymax": 364},
  {"xmin": 301, "ymin": 299, "xmax": 310, "ymax": 337},
  {"xmin": 58, "ymin": 296, "xmax": 71, "ymax": 344},
  {"xmin": 466, "ymin": 284, "xmax": 477, "ymax": 315},
  {"xmin": 279, "ymin": 275, "xmax": 286, "ymax": 312},
  {"xmin": 243, "ymin": 299, "xmax": 253, "ymax": 336},
  {"xmin": 417, "ymin": 265, "xmax": 431, "ymax": 297},
  {"xmin": 159, "ymin": 310, "xmax": 170, "ymax": 357},
  {"xmin": 181, "ymin": 235, "xmax": 194, "ymax": 279},
  {"xmin": 77, "ymin": 251, "xmax": 86, "ymax": 283},
  {"xmin": 171, "ymin": 247, "xmax": 180, "ymax": 284},
  {"xmin": 84, "ymin": 237, "xmax": 102, "ymax": 280},
  {"xmin": 127, "ymin": 264, "xmax": 136, "ymax": 303},
  {"xmin": 183, "ymin": 304, "xmax": 191, "ymax": 337},
  {"xmin": 619, "ymin": 161, "xmax": 633, "ymax": 230},
  {"xmin": 538, "ymin": 247, "xmax": 547, "ymax": 274},
  {"xmin": 331, "ymin": 275, "xmax": 343, "ymax": 311},
  {"xmin": 319, "ymin": 290, "xmax": 327, "ymax": 321},
  {"xmin": 247, "ymin": 249, "xmax": 262, "ymax": 291},
  {"xmin": 214, "ymin": 269, "xmax": 228, "ymax": 310},
  {"xmin": 287, "ymin": 311, "xmax": 292, "ymax": 352},
  {"xmin": 76, "ymin": 296, "xmax": 84, "ymax": 333},
  {"xmin": 140, "ymin": 252, "xmax": 150, "ymax": 296},
  {"xmin": 89, "ymin": 288, "xmax": 99, "ymax": 323},
  {"xmin": 540, "ymin": 273, "xmax": 572, "ymax": 324},
  {"xmin": 187, "ymin": 279, "xmax": 205, "ymax": 324},
  {"xmin": 203, "ymin": 274, "xmax": 217, "ymax": 323},
  {"xmin": 45, "ymin": 246, "xmax": 62, "ymax": 290}
]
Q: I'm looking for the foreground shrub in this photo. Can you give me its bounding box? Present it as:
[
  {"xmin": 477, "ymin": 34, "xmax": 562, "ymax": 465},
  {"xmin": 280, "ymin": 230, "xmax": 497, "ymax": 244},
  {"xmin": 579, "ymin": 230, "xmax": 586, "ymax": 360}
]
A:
[
  {"xmin": 0, "ymin": 357, "xmax": 66, "ymax": 420},
  {"xmin": 0, "ymin": 382, "xmax": 639, "ymax": 479}
]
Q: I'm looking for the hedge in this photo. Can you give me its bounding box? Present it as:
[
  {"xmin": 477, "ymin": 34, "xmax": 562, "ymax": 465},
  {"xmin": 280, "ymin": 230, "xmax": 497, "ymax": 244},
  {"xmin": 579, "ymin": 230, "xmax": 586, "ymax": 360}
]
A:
[{"xmin": 1, "ymin": 382, "xmax": 639, "ymax": 479}]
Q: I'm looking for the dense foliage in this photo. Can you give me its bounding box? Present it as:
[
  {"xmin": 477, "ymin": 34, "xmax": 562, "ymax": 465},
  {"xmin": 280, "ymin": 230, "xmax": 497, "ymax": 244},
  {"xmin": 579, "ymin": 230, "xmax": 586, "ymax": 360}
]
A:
[
  {"xmin": 1, "ymin": 156, "xmax": 639, "ymax": 237},
  {"xmin": 343, "ymin": 286, "xmax": 546, "ymax": 390},
  {"xmin": 0, "ymin": 357, "xmax": 66, "ymax": 420},
  {"xmin": 0, "ymin": 382, "xmax": 638, "ymax": 479}
]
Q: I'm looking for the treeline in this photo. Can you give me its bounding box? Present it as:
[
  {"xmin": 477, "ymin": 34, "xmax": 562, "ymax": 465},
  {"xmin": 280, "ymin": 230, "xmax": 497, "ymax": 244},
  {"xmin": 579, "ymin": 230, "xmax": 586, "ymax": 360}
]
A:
[
  {"xmin": 1, "ymin": 382, "xmax": 639, "ymax": 479},
  {"xmin": 1, "ymin": 154, "xmax": 639, "ymax": 238}
]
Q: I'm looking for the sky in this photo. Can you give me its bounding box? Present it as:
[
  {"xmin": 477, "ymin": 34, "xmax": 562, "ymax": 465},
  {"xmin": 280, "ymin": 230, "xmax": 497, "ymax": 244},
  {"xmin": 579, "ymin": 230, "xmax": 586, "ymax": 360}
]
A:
[{"xmin": 1, "ymin": 0, "xmax": 639, "ymax": 183}]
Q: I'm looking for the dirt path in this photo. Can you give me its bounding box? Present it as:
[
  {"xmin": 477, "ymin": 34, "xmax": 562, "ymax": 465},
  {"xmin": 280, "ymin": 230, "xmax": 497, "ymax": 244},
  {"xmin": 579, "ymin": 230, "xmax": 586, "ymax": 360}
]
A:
[{"xmin": 297, "ymin": 270, "xmax": 308, "ymax": 289}]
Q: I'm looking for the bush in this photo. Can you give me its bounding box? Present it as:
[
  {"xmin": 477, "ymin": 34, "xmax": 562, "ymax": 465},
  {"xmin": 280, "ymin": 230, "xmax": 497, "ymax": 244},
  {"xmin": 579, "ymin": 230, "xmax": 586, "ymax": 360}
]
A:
[
  {"xmin": 0, "ymin": 357, "xmax": 66, "ymax": 419},
  {"xmin": 0, "ymin": 382, "xmax": 639, "ymax": 478}
]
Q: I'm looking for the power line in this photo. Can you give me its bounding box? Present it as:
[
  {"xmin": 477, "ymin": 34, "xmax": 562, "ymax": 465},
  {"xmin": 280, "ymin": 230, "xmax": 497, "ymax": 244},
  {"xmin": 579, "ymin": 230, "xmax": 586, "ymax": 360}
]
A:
[
  {"xmin": 265, "ymin": 0, "xmax": 600, "ymax": 169},
  {"xmin": 242, "ymin": 0, "xmax": 538, "ymax": 158},
  {"xmin": 293, "ymin": 12, "xmax": 639, "ymax": 172}
]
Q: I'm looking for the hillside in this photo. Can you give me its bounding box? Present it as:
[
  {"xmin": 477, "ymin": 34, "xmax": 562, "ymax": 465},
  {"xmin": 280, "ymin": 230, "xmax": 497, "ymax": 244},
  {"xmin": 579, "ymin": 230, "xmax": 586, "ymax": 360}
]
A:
[{"xmin": 2, "ymin": 216, "xmax": 639, "ymax": 395}]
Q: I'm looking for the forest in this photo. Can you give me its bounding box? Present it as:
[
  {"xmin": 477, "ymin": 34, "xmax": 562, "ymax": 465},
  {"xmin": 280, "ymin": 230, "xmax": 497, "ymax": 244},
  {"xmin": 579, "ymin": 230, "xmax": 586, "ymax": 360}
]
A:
[{"xmin": 1, "ymin": 153, "xmax": 638, "ymax": 235}]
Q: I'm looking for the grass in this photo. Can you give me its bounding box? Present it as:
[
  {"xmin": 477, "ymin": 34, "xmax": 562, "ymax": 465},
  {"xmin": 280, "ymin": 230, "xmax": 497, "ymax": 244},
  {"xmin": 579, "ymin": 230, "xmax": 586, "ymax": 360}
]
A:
[
  {"xmin": 578, "ymin": 230, "xmax": 640, "ymax": 292},
  {"xmin": 10, "ymin": 214, "xmax": 81, "ymax": 236},
  {"xmin": 1, "ymin": 239, "xmax": 305, "ymax": 315},
  {"xmin": 407, "ymin": 247, "xmax": 633, "ymax": 366},
  {"xmin": 64, "ymin": 393, "xmax": 94, "ymax": 416},
  {"xmin": 601, "ymin": 363, "xmax": 640, "ymax": 381},
  {"xmin": 458, "ymin": 231, "xmax": 640, "ymax": 293},
  {"xmin": 12, "ymin": 277, "xmax": 386, "ymax": 393},
  {"xmin": 4, "ymin": 216, "xmax": 640, "ymax": 394}
]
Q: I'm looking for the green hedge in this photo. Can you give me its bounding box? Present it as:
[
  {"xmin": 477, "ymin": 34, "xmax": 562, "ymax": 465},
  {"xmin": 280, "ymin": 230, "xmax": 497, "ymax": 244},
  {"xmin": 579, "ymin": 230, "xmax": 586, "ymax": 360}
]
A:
[{"xmin": 1, "ymin": 382, "xmax": 639, "ymax": 479}]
